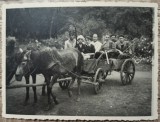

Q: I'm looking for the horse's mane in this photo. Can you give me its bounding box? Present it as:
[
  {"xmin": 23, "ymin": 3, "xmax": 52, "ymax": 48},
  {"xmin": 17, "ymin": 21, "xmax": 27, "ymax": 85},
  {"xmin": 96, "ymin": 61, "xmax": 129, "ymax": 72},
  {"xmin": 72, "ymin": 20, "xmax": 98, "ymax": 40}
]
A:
[
  {"xmin": 34, "ymin": 47, "xmax": 63, "ymax": 68},
  {"xmin": 29, "ymin": 47, "xmax": 83, "ymax": 70}
]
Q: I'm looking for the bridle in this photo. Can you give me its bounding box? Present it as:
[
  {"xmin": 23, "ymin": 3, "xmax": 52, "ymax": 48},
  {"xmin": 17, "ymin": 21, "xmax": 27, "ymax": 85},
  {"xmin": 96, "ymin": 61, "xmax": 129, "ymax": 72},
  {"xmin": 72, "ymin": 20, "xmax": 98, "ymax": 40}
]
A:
[
  {"xmin": 24, "ymin": 60, "xmax": 37, "ymax": 75},
  {"xmin": 21, "ymin": 51, "xmax": 37, "ymax": 76}
]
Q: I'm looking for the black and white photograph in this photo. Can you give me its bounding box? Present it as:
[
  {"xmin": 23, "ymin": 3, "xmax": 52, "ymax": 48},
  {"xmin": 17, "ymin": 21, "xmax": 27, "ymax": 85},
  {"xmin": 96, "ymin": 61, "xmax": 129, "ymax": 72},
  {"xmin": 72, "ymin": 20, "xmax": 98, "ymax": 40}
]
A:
[{"xmin": 2, "ymin": 2, "xmax": 158, "ymax": 120}]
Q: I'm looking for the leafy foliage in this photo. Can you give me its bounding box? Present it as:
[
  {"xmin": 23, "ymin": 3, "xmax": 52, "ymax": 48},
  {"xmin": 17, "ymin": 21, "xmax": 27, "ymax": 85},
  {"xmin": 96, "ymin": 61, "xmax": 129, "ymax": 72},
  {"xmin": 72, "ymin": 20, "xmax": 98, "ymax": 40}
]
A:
[
  {"xmin": 6, "ymin": 7, "xmax": 153, "ymax": 40},
  {"xmin": 6, "ymin": 7, "xmax": 154, "ymax": 61}
]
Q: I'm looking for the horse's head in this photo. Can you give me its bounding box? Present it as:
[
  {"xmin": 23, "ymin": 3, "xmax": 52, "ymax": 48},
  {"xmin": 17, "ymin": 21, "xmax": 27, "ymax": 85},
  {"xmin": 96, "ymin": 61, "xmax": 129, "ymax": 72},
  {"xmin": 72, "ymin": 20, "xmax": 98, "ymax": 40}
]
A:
[{"xmin": 15, "ymin": 49, "xmax": 32, "ymax": 81}]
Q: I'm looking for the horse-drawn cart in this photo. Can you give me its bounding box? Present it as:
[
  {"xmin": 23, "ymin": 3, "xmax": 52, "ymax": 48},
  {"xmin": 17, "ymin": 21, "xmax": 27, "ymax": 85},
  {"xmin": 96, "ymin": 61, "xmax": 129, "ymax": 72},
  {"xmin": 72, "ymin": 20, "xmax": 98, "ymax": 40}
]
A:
[
  {"xmin": 58, "ymin": 49, "xmax": 135, "ymax": 94},
  {"xmin": 6, "ymin": 48, "xmax": 136, "ymax": 110},
  {"xmin": 7, "ymin": 49, "xmax": 135, "ymax": 95}
]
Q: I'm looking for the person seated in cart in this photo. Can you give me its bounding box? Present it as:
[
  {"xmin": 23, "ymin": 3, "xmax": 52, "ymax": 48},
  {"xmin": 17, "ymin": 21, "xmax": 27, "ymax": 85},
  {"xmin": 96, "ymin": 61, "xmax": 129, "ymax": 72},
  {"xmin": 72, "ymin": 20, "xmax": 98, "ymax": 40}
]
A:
[
  {"xmin": 85, "ymin": 36, "xmax": 95, "ymax": 53},
  {"xmin": 116, "ymin": 35, "xmax": 130, "ymax": 53},
  {"xmin": 94, "ymin": 34, "xmax": 115, "ymax": 59},
  {"xmin": 76, "ymin": 35, "xmax": 86, "ymax": 53},
  {"xmin": 83, "ymin": 36, "xmax": 95, "ymax": 59},
  {"xmin": 92, "ymin": 34, "xmax": 102, "ymax": 52},
  {"xmin": 75, "ymin": 35, "xmax": 95, "ymax": 60},
  {"xmin": 101, "ymin": 34, "xmax": 115, "ymax": 51},
  {"xmin": 82, "ymin": 36, "xmax": 95, "ymax": 59},
  {"xmin": 110, "ymin": 34, "xmax": 117, "ymax": 48}
]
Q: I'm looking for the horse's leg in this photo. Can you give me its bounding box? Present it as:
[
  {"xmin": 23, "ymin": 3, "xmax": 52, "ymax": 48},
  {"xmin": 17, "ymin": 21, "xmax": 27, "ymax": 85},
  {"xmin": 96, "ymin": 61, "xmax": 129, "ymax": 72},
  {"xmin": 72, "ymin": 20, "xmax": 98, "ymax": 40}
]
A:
[
  {"xmin": 44, "ymin": 75, "xmax": 51, "ymax": 110},
  {"xmin": 76, "ymin": 78, "xmax": 81, "ymax": 102},
  {"xmin": 67, "ymin": 76, "xmax": 75, "ymax": 97},
  {"xmin": 24, "ymin": 75, "xmax": 30, "ymax": 105},
  {"xmin": 50, "ymin": 92, "xmax": 58, "ymax": 105},
  {"xmin": 42, "ymin": 84, "xmax": 46, "ymax": 96},
  {"xmin": 41, "ymin": 78, "xmax": 46, "ymax": 96},
  {"xmin": 50, "ymin": 74, "xmax": 59, "ymax": 105},
  {"xmin": 32, "ymin": 74, "xmax": 37, "ymax": 103}
]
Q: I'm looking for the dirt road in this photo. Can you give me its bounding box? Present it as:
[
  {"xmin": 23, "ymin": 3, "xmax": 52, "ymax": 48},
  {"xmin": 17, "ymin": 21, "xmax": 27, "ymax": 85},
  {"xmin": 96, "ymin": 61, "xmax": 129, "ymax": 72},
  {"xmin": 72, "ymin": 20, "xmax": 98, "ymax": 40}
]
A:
[{"xmin": 6, "ymin": 70, "xmax": 152, "ymax": 116}]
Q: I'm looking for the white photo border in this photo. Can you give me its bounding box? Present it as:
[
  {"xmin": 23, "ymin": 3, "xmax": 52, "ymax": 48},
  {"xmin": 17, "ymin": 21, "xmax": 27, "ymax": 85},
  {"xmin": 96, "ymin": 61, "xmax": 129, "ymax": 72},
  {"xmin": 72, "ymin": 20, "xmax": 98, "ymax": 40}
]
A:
[{"xmin": 1, "ymin": 2, "xmax": 159, "ymax": 120}]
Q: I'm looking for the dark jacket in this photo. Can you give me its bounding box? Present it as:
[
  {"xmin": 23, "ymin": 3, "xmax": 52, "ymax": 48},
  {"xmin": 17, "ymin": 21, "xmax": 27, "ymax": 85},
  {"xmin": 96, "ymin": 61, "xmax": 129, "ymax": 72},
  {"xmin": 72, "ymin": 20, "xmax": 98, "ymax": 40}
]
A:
[
  {"xmin": 76, "ymin": 44, "xmax": 86, "ymax": 53},
  {"xmin": 116, "ymin": 41, "xmax": 129, "ymax": 52},
  {"xmin": 84, "ymin": 44, "xmax": 95, "ymax": 53}
]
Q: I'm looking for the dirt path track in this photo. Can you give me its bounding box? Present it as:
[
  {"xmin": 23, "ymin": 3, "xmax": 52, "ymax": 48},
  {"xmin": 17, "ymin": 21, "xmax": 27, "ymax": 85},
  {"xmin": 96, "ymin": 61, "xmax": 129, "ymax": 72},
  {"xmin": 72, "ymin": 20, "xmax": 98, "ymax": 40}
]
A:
[{"xmin": 6, "ymin": 71, "xmax": 152, "ymax": 116}]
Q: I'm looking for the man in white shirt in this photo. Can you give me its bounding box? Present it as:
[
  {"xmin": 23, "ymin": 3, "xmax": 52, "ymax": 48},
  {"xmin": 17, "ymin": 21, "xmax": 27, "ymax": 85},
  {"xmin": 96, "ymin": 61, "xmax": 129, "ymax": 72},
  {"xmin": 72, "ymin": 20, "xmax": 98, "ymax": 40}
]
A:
[
  {"xmin": 64, "ymin": 30, "xmax": 76, "ymax": 49},
  {"xmin": 92, "ymin": 34, "xmax": 102, "ymax": 52}
]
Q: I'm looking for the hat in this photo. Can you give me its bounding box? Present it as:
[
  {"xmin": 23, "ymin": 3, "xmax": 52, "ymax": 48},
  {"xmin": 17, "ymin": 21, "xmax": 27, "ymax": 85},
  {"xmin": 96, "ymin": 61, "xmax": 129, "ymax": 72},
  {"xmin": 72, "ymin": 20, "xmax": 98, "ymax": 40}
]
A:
[
  {"xmin": 86, "ymin": 36, "xmax": 91, "ymax": 40},
  {"xmin": 119, "ymin": 35, "xmax": 124, "ymax": 38},
  {"xmin": 110, "ymin": 34, "xmax": 116, "ymax": 37},
  {"xmin": 77, "ymin": 35, "xmax": 85, "ymax": 41}
]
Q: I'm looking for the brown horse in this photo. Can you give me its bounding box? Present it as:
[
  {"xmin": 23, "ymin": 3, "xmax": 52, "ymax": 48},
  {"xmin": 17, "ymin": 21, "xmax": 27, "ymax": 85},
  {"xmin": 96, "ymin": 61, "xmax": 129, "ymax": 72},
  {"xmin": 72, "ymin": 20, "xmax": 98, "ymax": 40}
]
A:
[{"xmin": 15, "ymin": 47, "xmax": 83, "ymax": 109}]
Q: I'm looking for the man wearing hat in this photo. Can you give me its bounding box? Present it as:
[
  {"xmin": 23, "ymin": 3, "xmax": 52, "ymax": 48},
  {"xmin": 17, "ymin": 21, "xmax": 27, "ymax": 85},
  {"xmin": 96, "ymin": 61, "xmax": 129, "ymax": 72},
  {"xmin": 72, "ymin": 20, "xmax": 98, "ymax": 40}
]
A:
[
  {"xmin": 116, "ymin": 35, "xmax": 127, "ymax": 52},
  {"xmin": 110, "ymin": 34, "xmax": 117, "ymax": 49}
]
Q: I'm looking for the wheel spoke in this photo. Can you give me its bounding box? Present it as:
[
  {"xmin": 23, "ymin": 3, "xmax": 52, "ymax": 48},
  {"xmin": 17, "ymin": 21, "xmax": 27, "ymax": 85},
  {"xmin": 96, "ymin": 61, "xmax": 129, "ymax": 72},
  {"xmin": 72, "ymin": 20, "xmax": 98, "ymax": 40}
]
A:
[
  {"xmin": 129, "ymin": 75, "xmax": 132, "ymax": 81},
  {"xmin": 128, "ymin": 74, "xmax": 131, "ymax": 82},
  {"xmin": 64, "ymin": 82, "xmax": 67, "ymax": 87},
  {"xmin": 63, "ymin": 81, "xmax": 65, "ymax": 86},
  {"xmin": 66, "ymin": 81, "xmax": 69, "ymax": 86},
  {"xmin": 59, "ymin": 79, "xmax": 70, "ymax": 89},
  {"xmin": 94, "ymin": 68, "xmax": 104, "ymax": 94},
  {"xmin": 123, "ymin": 74, "xmax": 127, "ymax": 84},
  {"xmin": 129, "ymin": 73, "xmax": 134, "ymax": 78},
  {"xmin": 121, "ymin": 60, "xmax": 135, "ymax": 85}
]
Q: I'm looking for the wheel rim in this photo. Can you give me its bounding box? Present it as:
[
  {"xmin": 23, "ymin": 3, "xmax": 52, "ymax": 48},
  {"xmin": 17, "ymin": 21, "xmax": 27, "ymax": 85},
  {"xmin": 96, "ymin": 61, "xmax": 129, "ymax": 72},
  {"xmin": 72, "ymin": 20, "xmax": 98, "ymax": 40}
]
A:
[
  {"xmin": 121, "ymin": 60, "xmax": 135, "ymax": 85},
  {"xmin": 94, "ymin": 69, "xmax": 104, "ymax": 94}
]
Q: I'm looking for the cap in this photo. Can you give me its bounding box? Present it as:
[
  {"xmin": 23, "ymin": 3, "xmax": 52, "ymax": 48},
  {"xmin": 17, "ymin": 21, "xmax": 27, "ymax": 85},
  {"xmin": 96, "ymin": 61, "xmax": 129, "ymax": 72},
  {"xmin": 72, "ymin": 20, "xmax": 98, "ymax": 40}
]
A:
[{"xmin": 119, "ymin": 35, "xmax": 124, "ymax": 38}]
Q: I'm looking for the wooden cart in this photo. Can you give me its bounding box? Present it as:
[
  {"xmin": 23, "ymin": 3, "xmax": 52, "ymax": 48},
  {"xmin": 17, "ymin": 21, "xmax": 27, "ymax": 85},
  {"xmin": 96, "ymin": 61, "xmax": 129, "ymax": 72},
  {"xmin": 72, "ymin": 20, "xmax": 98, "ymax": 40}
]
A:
[{"xmin": 59, "ymin": 50, "xmax": 135, "ymax": 94}]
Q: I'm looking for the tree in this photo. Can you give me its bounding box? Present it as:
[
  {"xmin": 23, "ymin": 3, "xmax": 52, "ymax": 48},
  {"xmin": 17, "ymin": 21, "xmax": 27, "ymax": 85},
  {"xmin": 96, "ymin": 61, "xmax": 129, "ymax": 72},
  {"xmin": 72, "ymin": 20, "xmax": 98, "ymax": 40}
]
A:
[{"xmin": 6, "ymin": 7, "xmax": 153, "ymax": 41}]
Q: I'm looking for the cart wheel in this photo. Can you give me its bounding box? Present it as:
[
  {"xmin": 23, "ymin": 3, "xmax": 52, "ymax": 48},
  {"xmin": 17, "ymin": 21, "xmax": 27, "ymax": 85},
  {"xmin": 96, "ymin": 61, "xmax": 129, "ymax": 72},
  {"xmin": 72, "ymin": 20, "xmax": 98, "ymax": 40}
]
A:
[
  {"xmin": 105, "ymin": 71, "xmax": 108, "ymax": 78},
  {"xmin": 94, "ymin": 68, "xmax": 105, "ymax": 94},
  {"xmin": 120, "ymin": 59, "xmax": 135, "ymax": 85},
  {"xmin": 59, "ymin": 75, "xmax": 70, "ymax": 90}
]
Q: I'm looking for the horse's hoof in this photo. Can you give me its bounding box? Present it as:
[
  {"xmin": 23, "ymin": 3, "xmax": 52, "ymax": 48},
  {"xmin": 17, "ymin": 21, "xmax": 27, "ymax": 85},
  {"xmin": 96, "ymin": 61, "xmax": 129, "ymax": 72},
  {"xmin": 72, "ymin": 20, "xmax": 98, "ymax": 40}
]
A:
[{"xmin": 68, "ymin": 91, "xmax": 73, "ymax": 97}]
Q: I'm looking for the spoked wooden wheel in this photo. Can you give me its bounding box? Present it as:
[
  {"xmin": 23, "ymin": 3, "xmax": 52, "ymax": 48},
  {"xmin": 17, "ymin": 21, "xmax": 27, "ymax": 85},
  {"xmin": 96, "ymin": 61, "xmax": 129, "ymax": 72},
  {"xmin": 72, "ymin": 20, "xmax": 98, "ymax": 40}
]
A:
[
  {"xmin": 120, "ymin": 59, "xmax": 135, "ymax": 85},
  {"xmin": 59, "ymin": 76, "xmax": 70, "ymax": 90},
  {"xmin": 94, "ymin": 68, "xmax": 105, "ymax": 94}
]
